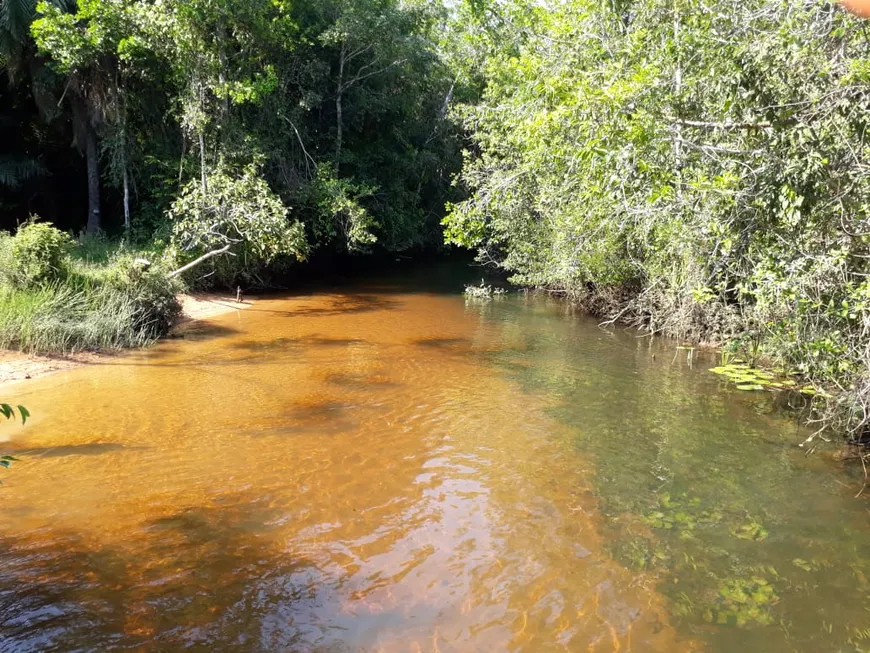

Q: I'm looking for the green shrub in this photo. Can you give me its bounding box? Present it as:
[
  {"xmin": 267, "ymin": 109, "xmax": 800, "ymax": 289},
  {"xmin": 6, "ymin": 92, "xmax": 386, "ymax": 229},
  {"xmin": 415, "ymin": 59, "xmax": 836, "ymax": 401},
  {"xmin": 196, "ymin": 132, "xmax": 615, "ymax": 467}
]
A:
[
  {"xmin": 100, "ymin": 256, "xmax": 181, "ymax": 339},
  {"xmin": 445, "ymin": 0, "xmax": 870, "ymax": 439},
  {"xmin": 68, "ymin": 251, "xmax": 183, "ymax": 341},
  {"xmin": 0, "ymin": 221, "xmax": 74, "ymax": 289}
]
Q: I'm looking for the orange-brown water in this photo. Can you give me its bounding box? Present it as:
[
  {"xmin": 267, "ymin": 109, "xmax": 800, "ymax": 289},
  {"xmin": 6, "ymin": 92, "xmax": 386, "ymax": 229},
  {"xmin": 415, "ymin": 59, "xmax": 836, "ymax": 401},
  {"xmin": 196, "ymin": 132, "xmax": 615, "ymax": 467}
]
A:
[
  {"xmin": 0, "ymin": 282, "xmax": 693, "ymax": 651},
  {"xmin": 2, "ymin": 267, "xmax": 869, "ymax": 652}
]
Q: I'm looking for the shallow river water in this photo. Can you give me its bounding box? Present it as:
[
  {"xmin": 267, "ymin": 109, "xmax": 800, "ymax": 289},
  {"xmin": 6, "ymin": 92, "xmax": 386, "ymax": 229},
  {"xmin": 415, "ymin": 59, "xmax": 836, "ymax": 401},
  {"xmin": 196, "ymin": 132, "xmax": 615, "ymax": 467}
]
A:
[{"xmin": 1, "ymin": 262, "xmax": 870, "ymax": 652}]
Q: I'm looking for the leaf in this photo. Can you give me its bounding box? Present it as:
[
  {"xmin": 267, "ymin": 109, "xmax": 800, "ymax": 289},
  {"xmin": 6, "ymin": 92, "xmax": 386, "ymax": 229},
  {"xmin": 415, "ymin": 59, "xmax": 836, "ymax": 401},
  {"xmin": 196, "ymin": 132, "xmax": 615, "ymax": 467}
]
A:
[
  {"xmin": 736, "ymin": 384, "xmax": 764, "ymax": 391},
  {"xmin": 17, "ymin": 405, "xmax": 29, "ymax": 425},
  {"xmin": 792, "ymin": 558, "xmax": 812, "ymax": 572}
]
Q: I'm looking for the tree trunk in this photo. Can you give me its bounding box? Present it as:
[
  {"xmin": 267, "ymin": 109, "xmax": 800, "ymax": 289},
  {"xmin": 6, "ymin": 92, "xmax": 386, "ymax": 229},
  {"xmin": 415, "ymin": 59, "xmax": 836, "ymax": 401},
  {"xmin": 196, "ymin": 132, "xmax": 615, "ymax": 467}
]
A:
[
  {"xmin": 84, "ymin": 117, "xmax": 101, "ymax": 235},
  {"xmin": 168, "ymin": 243, "xmax": 233, "ymax": 279},
  {"xmin": 122, "ymin": 165, "xmax": 131, "ymax": 232},
  {"xmin": 335, "ymin": 94, "xmax": 343, "ymax": 172},
  {"xmin": 672, "ymin": 1, "xmax": 683, "ymax": 205},
  {"xmin": 178, "ymin": 132, "xmax": 186, "ymax": 192},
  {"xmin": 335, "ymin": 43, "xmax": 346, "ymax": 172},
  {"xmin": 199, "ymin": 130, "xmax": 208, "ymax": 194}
]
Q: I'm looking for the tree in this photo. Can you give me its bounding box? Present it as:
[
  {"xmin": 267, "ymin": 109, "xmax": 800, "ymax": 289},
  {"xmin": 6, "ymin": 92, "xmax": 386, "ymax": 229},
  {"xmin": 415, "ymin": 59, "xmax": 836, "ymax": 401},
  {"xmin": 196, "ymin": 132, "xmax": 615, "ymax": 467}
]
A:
[
  {"xmin": 31, "ymin": 0, "xmax": 137, "ymax": 234},
  {"xmin": 444, "ymin": 0, "xmax": 870, "ymax": 436},
  {"xmin": 167, "ymin": 163, "xmax": 307, "ymax": 284},
  {"xmin": 4, "ymin": 0, "xmax": 462, "ymax": 250}
]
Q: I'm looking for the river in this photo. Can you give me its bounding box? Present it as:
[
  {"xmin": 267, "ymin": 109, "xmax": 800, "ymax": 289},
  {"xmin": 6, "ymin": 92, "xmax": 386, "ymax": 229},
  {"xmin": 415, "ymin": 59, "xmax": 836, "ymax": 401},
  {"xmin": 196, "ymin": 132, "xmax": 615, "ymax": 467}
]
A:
[{"xmin": 1, "ymin": 262, "xmax": 869, "ymax": 652}]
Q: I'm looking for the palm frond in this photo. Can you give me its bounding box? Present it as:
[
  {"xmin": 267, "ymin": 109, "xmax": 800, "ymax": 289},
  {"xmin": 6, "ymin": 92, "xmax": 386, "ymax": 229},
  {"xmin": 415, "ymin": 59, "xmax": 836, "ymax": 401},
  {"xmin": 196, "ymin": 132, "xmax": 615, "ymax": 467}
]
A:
[
  {"xmin": 0, "ymin": 0, "xmax": 36, "ymax": 44},
  {"xmin": 51, "ymin": 0, "xmax": 77, "ymax": 13},
  {"xmin": 0, "ymin": 155, "xmax": 45, "ymax": 189}
]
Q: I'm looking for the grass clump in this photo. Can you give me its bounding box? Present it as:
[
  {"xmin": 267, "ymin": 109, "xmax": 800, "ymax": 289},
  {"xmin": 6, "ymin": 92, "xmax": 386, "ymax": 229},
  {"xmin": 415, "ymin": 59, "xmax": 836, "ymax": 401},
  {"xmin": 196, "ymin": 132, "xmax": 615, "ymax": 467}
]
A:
[{"xmin": 0, "ymin": 222, "xmax": 182, "ymax": 355}]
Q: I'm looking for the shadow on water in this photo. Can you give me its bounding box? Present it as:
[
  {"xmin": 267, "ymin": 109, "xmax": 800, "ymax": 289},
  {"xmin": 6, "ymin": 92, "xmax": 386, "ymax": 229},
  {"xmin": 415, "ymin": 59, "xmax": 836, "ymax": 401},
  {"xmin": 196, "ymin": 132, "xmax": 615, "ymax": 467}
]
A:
[
  {"xmin": 243, "ymin": 294, "xmax": 401, "ymax": 319},
  {"xmin": 171, "ymin": 321, "xmax": 240, "ymax": 342},
  {"xmin": 266, "ymin": 398, "xmax": 360, "ymax": 437},
  {"xmin": 6, "ymin": 442, "xmax": 148, "ymax": 458},
  {"xmin": 324, "ymin": 372, "xmax": 397, "ymax": 389},
  {"xmin": 229, "ymin": 335, "xmax": 366, "ymax": 352},
  {"xmin": 288, "ymin": 398, "xmax": 357, "ymax": 421},
  {"xmin": 0, "ymin": 497, "xmax": 348, "ymax": 652},
  {"xmin": 412, "ymin": 337, "xmax": 471, "ymax": 350}
]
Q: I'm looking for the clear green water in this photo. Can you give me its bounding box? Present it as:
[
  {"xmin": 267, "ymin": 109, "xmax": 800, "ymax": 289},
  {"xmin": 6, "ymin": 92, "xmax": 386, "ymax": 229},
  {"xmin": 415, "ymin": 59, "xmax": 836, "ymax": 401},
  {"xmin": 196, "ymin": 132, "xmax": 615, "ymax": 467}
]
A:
[{"xmin": 481, "ymin": 292, "xmax": 870, "ymax": 652}]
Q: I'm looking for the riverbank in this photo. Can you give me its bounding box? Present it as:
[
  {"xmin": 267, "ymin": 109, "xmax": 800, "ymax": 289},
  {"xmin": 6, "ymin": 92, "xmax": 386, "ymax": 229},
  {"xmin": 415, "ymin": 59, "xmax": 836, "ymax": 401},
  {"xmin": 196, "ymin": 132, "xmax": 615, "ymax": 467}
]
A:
[{"xmin": 0, "ymin": 293, "xmax": 249, "ymax": 391}]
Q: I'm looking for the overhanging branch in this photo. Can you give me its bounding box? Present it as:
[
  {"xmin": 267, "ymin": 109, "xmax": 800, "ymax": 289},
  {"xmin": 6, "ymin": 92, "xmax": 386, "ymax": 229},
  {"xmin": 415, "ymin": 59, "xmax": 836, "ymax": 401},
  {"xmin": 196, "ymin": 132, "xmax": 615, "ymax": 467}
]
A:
[{"xmin": 168, "ymin": 243, "xmax": 235, "ymax": 279}]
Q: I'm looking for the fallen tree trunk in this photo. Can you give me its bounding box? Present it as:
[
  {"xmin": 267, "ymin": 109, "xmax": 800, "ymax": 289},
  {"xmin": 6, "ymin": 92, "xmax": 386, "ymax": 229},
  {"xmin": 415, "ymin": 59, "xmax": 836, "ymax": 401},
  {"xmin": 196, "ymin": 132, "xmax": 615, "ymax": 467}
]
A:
[{"xmin": 168, "ymin": 244, "xmax": 234, "ymax": 279}]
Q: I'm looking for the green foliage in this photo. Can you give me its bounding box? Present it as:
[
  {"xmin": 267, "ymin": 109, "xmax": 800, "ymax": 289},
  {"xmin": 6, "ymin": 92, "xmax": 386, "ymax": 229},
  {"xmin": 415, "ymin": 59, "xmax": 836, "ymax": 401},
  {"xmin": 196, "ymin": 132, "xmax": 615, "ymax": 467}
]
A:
[
  {"xmin": 305, "ymin": 165, "xmax": 377, "ymax": 252},
  {"xmin": 169, "ymin": 164, "xmax": 307, "ymax": 286},
  {"xmin": 8, "ymin": 0, "xmax": 462, "ymax": 252},
  {"xmin": 445, "ymin": 0, "xmax": 870, "ymax": 438},
  {"xmin": 0, "ymin": 404, "xmax": 28, "ymax": 424},
  {"xmin": 0, "ymin": 220, "xmax": 73, "ymax": 289},
  {"xmin": 0, "ymin": 401, "xmax": 28, "ymax": 479},
  {"xmin": 0, "ymin": 232, "xmax": 180, "ymax": 354}
]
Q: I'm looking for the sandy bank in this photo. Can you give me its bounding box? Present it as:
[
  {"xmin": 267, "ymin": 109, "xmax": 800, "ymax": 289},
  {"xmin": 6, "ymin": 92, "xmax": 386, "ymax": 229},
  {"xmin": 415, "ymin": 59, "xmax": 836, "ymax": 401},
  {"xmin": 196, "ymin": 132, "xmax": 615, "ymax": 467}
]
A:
[{"xmin": 0, "ymin": 293, "xmax": 250, "ymax": 392}]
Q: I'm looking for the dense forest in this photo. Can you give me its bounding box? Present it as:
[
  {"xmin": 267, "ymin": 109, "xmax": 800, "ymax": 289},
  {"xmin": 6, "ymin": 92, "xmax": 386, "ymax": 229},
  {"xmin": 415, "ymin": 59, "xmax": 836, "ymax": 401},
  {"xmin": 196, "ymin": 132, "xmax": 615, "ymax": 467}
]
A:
[
  {"xmin": 1, "ymin": 0, "xmax": 463, "ymax": 250},
  {"xmin": 3, "ymin": 0, "xmax": 870, "ymax": 440}
]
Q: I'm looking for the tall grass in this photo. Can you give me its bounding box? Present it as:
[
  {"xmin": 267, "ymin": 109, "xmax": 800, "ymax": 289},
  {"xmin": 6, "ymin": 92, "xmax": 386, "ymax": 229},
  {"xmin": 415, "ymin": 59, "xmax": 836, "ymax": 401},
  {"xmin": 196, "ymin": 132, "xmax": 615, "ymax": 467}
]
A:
[
  {"xmin": 0, "ymin": 225, "xmax": 182, "ymax": 355},
  {"xmin": 0, "ymin": 284, "xmax": 162, "ymax": 353}
]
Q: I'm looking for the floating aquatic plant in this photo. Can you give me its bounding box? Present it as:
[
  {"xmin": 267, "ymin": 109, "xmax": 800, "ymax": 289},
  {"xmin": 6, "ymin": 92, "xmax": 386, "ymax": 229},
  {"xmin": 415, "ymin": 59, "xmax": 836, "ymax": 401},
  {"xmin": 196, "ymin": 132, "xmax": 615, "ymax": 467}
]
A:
[
  {"xmin": 708, "ymin": 360, "xmax": 799, "ymax": 392},
  {"xmin": 703, "ymin": 577, "xmax": 779, "ymax": 627}
]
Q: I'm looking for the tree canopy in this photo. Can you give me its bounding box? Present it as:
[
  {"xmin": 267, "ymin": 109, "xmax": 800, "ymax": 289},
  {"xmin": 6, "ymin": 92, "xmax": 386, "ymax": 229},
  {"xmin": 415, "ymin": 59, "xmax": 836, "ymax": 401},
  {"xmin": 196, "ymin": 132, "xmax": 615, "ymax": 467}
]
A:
[{"xmin": 2, "ymin": 0, "xmax": 462, "ymax": 261}]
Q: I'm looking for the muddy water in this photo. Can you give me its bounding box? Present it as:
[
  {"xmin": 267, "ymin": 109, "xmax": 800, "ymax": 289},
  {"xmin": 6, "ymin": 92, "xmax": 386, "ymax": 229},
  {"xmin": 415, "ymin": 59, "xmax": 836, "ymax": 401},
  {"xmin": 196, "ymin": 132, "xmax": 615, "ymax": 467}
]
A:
[{"xmin": 1, "ymin": 263, "xmax": 869, "ymax": 652}]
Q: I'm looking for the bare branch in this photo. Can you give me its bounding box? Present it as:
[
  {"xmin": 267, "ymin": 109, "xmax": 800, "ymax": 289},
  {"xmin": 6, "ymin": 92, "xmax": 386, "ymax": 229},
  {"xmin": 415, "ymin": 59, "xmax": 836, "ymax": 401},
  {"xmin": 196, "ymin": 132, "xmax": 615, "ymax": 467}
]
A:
[
  {"xmin": 666, "ymin": 117, "xmax": 773, "ymax": 130},
  {"xmin": 168, "ymin": 243, "xmax": 235, "ymax": 279}
]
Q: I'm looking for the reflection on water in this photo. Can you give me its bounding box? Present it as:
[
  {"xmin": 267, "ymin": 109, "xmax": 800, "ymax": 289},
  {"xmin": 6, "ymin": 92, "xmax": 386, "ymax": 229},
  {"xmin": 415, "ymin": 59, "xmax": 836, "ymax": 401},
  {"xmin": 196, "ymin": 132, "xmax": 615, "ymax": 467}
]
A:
[{"xmin": 0, "ymin": 263, "xmax": 867, "ymax": 651}]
